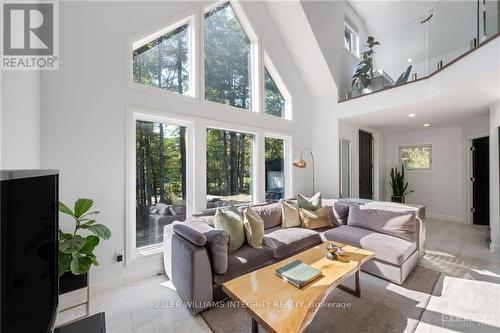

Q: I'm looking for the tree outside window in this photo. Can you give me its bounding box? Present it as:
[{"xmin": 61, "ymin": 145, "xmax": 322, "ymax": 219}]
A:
[
  {"xmin": 204, "ymin": 2, "xmax": 252, "ymax": 110},
  {"xmin": 133, "ymin": 23, "xmax": 190, "ymax": 95},
  {"xmin": 206, "ymin": 128, "xmax": 254, "ymax": 208},
  {"xmin": 136, "ymin": 120, "xmax": 187, "ymax": 248}
]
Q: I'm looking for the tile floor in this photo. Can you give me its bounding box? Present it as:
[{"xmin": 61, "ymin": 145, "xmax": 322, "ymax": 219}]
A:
[{"xmin": 91, "ymin": 218, "xmax": 500, "ymax": 333}]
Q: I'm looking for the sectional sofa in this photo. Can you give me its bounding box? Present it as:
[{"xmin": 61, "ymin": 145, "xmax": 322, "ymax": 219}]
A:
[{"xmin": 163, "ymin": 199, "xmax": 425, "ymax": 314}]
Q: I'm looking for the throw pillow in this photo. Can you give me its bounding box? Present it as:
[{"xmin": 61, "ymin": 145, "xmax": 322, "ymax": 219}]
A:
[
  {"xmin": 240, "ymin": 203, "xmax": 282, "ymax": 229},
  {"xmin": 243, "ymin": 206, "xmax": 265, "ymax": 248},
  {"xmin": 214, "ymin": 207, "xmax": 245, "ymax": 253},
  {"xmin": 297, "ymin": 192, "xmax": 322, "ymax": 211},
  {"xmin": 299, "ymin": 207, "xmax": 332, "ymax": 229},
  {"xmin": 280, "ymin": 200, "xmax": 301, "ymax": 228}
]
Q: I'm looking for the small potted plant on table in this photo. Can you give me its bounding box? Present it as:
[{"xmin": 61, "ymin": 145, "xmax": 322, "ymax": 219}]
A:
[{"xmin": 390, "ymin": 165, "xmax": 414, "ymax": 203}]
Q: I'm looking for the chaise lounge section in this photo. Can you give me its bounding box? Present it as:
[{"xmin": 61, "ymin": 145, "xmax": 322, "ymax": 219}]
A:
[{"xmin": 164, "ymin": 199, "xmax": 425, "ymax": 314}]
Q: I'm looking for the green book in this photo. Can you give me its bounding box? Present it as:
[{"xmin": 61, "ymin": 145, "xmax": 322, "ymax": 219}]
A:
[{"xmin": 276, "ymin": 260, "xmax": 322, "ymax": 289}]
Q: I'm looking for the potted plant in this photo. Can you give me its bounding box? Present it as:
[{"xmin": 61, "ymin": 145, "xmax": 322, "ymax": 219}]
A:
[
  {"xmin": 389, "ymin": 165, "xmax": 414, "ymax": 203},
  {"xmin": 351, "ymin": 36, "xmax": 380, "ymax": 94},
  {"xmin": 58, "ymin": 198, "xmax": 111, "ymax": 294}
]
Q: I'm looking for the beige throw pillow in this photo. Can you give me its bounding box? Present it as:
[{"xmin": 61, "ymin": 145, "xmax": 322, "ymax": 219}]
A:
[
  {"xmin": 299, "ymin": 207, "xmax": 332, "ymax": 229},
  {"xmin": 281, "ymin": 200, "xmax": 301, "ymax": 228},
  {"xmin": 243, "ymin": 206, "xmax": 265, "ymax": 248}
]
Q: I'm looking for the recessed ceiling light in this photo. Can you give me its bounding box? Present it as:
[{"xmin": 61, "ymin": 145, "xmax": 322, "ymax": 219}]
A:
[
  {"xmin": 423, "ymin": 123, "xmax": 430, "ymax": 127},
  {"xmin": 408, "ymin": 113, "xmax": 416, "ymax": 118},
  {"xmin": 408, "ymin": 58, "xmax": 412, "ymax": 63}
]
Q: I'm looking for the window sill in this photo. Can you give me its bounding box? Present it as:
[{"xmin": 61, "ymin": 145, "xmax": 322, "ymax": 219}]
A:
[
  {"xmin": 405, "ymin": 169, "xmax": 435, "ymax": 174},
  {"xmin": 263, "ymin": 113, "xmax": 292, "ymax": 122},
  {"xmin": 127, "ymin": 243, "xmax": 164, "ymax": 266},
  {"xmin": 201, "ymin": 99, "xmax": 258, "ymax": 115},
  {"xmin": 127, "ymin": 81, "xmax": 199, "ymax": 105}
]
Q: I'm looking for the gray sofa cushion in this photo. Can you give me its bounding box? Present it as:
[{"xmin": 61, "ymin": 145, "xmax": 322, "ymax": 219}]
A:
[
  {"xmin": 263, "ymin": 227, "xmax": 322, "ymax": 259},
  {"xmin": 213, "ymin": 245, "xmax": 274, "ymax": 286},
  {"xmin": 322, "ymin": 226, "xmax": 416, "ymax": 266},
  {"xmin": 183, "ymin": 221, "xmax": 230, "ymax": 275},
  {"xmin": 240, "ymin": 202, "xmax": 282, "ymax": 229},
  {"xmin": 173, "ymin": 224, "xmax": 206, "ymax": 246},
  {"xmin": 347, "ymin": 205, "xmax": 416, "ymax": 242}
]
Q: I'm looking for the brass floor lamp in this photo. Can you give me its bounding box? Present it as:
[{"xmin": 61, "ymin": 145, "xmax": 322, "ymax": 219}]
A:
[{"xmin": 292, "ymin": 148, "xmax": 315, "ymax": 194}]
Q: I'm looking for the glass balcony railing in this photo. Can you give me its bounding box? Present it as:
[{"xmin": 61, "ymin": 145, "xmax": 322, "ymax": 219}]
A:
[{"xmin": 341, "ymin": 0, "xmax": 499, "ymax": 102}]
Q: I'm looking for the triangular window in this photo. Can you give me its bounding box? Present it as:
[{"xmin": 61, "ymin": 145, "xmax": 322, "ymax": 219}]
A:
[
  {"xmin": 133, "ymin": 21, "xmax": 191, "ymax": 95},
  {"xmin": 204, "ymin": 2, "xmax": 252, "ymax": 110}
]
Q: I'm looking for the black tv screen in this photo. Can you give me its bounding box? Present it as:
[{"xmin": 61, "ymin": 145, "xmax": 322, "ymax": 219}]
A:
[{"xmin": 1, "ymin": 170, "xmax": 59, "ymax": 333}]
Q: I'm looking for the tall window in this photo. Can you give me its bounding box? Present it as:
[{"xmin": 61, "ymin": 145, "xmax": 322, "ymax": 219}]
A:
[
  {"xmin": 264, "ymin": 68, "xmax": 285, "ymax": 118},
  {"xmin": 265, "ymin": 137, "xmax": 285, "ymax": 202},
  {"xmin": 344, "ymin": 21, "xmax": 359, "ymax": 57},
  {"xmin": 204, "ymin": 2, "xmax": 252, "ymax": 110},
  {"xmin": 133, "ymin": 22, "xmax": 190, "ymax": 95},
  {"xmin": 136, "ymin": 120, "xmax": 187, "ymax": 248},
  {"xmin": 399, "ymin": 144, "xmax": 432, "ymax": 171},
  {"xmin": 206, "ymin": 128, "xmax": 254, "ymax": 208}
]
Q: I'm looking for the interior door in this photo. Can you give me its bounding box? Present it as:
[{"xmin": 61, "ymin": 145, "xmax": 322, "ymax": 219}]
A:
[
  {"xmin": 359, "ymin": 130, "xmax": 373, "ymax": 199},
  {"xmin": 472, "ymin": 136, "xmax": 489, "ymax": 225}
]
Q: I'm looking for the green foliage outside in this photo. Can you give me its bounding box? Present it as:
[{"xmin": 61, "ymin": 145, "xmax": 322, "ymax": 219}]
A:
[
  {"xmin": 400, "ymin": 146, "xmax": 431, "ymax": 169},
  {"xmin": 264, "ymin": 69, "xmax": 285, "ymax": 117},
  {"xmin": 133, "ymin": 24, "xmax": 189, "ymax": 94},
  {"xmin": 204, "ymin": 2, "xmax": 251, "ymax": 109}
]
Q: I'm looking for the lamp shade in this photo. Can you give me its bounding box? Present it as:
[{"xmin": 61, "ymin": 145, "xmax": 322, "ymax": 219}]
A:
[{"xmin": 292, "ymin": 158, "xmax": 306, "ymax": 168}]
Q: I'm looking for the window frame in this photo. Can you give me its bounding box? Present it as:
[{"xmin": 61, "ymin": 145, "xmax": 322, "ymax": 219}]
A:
[
  {"xmin": 127, "ymin": 10, "xmax": 198, "ymax": 100},
  {"xmin": 264, "ymin": 133, "xmax": 292, "ymax": 201},
  {"xmin": 201, "ymin": 0, "xmax": 261, "ymax": 114},
  {"xmin": 398, "ymin": 144, "xmax": 433, "ymax": 172},
  {"xmin": 343, "ymin": 20, "xmax": 360, "ymax": 59},
  {"xmin": 263, "ymin": 52, "xmax": 292, "ymax": 120},
  {"xmin": 126, "ymin": 107, "xmax": 195, "ymax": 264},
  {"xmin": 205, "ymin": 124, "xmax": 259, "ymax": 207}
]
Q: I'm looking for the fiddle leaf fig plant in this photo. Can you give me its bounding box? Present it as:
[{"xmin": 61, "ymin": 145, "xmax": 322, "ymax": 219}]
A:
[
  {"xmin": 58, "ymin": 198, "xmax": 111, "ymax": 277},
  {"xmin": 352, "ymin": 36, "xmax": 380, "ymax": 92}
]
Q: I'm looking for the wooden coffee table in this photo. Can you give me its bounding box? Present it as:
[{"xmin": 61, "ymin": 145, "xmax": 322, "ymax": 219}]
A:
[{"xmin": 222, "ymin": 242, "xmax": 375, "ymax": 333}]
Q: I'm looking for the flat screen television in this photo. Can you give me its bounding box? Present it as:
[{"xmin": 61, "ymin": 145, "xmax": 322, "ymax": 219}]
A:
[{"xmin": 1, "ymin": 170, "xmax": 59, "ymax": 333}]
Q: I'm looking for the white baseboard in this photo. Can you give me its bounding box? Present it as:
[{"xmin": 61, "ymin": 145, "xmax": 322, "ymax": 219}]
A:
[
  {"xmin": 91, "ymin": 264, "xmax": 163, "ymax": 296},
  {"xmin": 491, "ymin": 243, "xmax": 500, "ymax": 254},
  {"xmin": 426, "ymin": 213, "xmax": 465, "ymax": 223}
]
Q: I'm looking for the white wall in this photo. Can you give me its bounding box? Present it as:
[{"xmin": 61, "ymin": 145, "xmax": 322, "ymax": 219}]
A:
[
  {"xmin": 1, "ymin": 71, "xmax": 40, "ymax": 169},
  {"xmin": 301, "ymin": 0, "xmax": 368, "ymax": 99},
  {"xmin": 490, "ymin": 101, "xmax": 500, "ymax": 253},
  {"xmin": 384, "ymin": 126, "xmax": 465, "ymax": 222},
  {"xmin": 40, "ymin": 1, "xmax": 313, "ymax": 291}
]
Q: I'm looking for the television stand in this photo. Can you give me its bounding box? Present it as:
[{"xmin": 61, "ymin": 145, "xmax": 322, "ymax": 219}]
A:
[{"xmin": 55, "ymin": 312, "xmax": 105, "ymax": 333}]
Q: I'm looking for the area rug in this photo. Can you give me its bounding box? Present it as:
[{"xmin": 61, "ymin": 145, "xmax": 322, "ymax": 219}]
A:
[{"xmin": 200, "ymin": 266, "xmax": 441, "ymax": 333}]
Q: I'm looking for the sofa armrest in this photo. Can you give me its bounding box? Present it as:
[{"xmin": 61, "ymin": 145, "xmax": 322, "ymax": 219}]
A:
[
  {"xmin": 173, "ymin": 224, "xmax": 207, "ymax": 246},
  {"xmin": 171, "ymin": 233, "xmax": 213, "ymax": 314}
]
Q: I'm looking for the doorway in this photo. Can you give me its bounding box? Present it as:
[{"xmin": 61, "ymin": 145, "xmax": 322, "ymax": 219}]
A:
[
  {"xmin": 359, "ymin": 130, "xmax": 373, "ymax": 199},
  {"xmin": 471, "ymin": 136, "xmax": 489, "ymax": 225},
  {"xmin": 340, "ymin": 139, "xmax": 352, "ymax": 198}
]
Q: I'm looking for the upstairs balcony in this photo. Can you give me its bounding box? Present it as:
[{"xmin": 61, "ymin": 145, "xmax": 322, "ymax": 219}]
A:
[{"xmin": 340, "ymin": 0, "xmax": 500, "ymax": 102}]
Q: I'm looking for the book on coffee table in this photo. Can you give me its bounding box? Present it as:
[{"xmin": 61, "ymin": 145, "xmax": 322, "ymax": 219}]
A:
[{"xmin": 276, "ymin": 260, "xmax": 322, "ymax": 288}]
